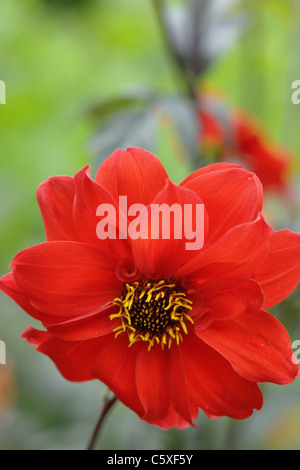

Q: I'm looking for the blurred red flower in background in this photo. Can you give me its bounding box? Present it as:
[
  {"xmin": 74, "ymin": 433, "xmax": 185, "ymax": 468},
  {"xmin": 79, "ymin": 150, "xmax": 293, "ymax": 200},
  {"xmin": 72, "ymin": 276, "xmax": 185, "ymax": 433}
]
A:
[
  {"xmin": 198, "ymin": 108, "xmax": 226, "ymax": 159},
  {"xmin": 198, "ymin": 93, "xmax": 294, "ymax": 193},
  {"xmin": 232, "ymin": 110, "xmax": 292, "ymax": 192},
  {"xmin": 0, "ymin": 148, "xmax": 299, "ymax": 429}
]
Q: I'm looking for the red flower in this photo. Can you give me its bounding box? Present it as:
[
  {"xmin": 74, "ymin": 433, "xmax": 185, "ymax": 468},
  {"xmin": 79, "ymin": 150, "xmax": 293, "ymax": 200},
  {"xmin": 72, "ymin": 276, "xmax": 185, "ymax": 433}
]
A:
[
  {"xmin": 198, "ymin": 93, "xmax": 294, "ymax": 192},
  {"xmin": 198, "ymin": 109, "xmax": 225, "ymax": 159},
  {"xmin": 231, "ymin": 111, "xmax": 292, "ymax": 192},
  {"xmin": 1, "ymin": 148, "xmax": 299, "ymax": 429}
]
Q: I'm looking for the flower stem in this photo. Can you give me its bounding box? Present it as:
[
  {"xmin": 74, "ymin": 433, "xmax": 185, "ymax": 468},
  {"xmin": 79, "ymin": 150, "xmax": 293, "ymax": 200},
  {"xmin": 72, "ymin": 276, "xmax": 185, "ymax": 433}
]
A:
[
  {"xmin": 86, "ymin": 394, "xmax": 118, "ymax": 450},
  {"xmin": 151, "ymin": 0, "xmax": 196, "ymax": 99}
]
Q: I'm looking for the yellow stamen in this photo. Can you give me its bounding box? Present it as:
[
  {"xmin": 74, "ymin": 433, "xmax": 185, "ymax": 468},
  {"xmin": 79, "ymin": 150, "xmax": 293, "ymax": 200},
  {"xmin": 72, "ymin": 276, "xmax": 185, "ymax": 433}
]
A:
[{"xmin": 111, "ymin": 279, "xmax": 194, "ymax": 351}]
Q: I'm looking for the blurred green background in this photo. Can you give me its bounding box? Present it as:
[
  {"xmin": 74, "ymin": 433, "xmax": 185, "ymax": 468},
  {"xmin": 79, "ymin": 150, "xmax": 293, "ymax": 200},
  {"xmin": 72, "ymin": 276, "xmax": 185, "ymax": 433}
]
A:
[{"xmin": 0, "ymin": 0, "xmax": 299, "ymax": 450}]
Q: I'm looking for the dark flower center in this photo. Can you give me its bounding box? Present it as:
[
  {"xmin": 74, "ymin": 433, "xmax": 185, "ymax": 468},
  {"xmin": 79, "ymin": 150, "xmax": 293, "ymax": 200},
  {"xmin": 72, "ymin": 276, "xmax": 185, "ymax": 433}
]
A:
[{"xmin": 111, "ymin": 280, "xmax": 194, "ymax": 350}]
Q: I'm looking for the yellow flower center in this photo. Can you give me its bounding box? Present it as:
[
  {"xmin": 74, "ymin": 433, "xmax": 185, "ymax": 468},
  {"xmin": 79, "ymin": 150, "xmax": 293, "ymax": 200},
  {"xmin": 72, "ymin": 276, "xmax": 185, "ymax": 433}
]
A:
[{"xmin": 111, "ymin": 279, "xmax": 194, "ymax": 351}]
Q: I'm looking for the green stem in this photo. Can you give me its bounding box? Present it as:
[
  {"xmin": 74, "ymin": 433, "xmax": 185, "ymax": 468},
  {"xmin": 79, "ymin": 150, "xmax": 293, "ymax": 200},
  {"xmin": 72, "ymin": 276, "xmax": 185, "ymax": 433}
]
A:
[{"xmin": 151, "ymin": 0, "xmax": 196, "ymax": 99}]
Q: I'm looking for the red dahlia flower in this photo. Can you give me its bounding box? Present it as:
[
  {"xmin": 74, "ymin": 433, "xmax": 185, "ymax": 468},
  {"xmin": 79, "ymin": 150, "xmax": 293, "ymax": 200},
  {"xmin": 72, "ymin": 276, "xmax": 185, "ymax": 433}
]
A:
[
  {"xmin": 231, "ymin": 110, "xmax": 292, "ymax": 192},
  {"xmin": 0, "ymin": 147, "xmax": 299, "ymax": 429},
  {"xmin": 198, "ymin": 92, "xmax": 294, "ymax": 193}
]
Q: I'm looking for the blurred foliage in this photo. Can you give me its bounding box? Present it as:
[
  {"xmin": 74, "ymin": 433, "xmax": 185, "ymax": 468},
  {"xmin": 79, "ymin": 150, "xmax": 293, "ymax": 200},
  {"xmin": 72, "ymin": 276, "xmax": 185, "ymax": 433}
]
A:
[
  {"xmin": 0, "ymin": 0, "xmax": 299, "ymax": 450},
  {"xmin": 43, "ymin": 0, "xmax": 94, "ymax": 9}
]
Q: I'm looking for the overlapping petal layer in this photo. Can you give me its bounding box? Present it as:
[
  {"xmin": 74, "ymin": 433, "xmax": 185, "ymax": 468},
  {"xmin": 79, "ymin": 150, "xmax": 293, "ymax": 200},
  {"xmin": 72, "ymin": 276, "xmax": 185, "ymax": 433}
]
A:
[
  {"xmin": 181, "ymin": 163, "xmax": 263, "ymax": 244},
  {"xmin": 95, "ymin": 147, "xmax": 169, "ymax": 207},
  {"xmin": 11, "ymin": 241, "xmax": 121, "ymax": 316},
  {"xmin": 197, "ymin": 310, "xmax": 299, "ymax": 384}
]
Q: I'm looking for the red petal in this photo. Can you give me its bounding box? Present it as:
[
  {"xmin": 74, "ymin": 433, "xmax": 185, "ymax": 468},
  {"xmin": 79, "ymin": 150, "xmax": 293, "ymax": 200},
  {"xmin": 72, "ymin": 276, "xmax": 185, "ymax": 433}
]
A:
[
  {"xmin": 181, "ymin": 332, "xmax": 263, "ymax": 419},
  {"xmin": 44, "ymin": 306, "xmax": 120, "ymax": 341},
  {"xmin": 181, "ymin": 165, "xmax": 263, "ymax": 244},
  {"xmin": 95, "ymin": 148, "xmax": 169, "ymax": 207},
  {"xmin": 197, "ymin": 310, "xmax": 299, "ymax": 384},
  {"xmin": 0, "ymin": 273, "xmax": 43, "ymax": 321},
  {"xmin": 147, "ymin": 404, "xmax": 197, "ymax": 430},
  {"xmin": 168, "ymin": 346, "xmax": 196, "ymax": 426},
  {"xmin": 11, "ymin": 241, "xmax": 121, "ymax": 316},
  {"xmin": 73, "ymin": 166, "xmax": 131, "ymax": 259},
  {"xmin": 22, "ymin": 326, "xmax": 52, "ymax": 345},
  {"xmin": 135, "ymin": 345, "xmax": 171, "ymax": 422},
  {"xmin": 0, "ymin": 272, "xmax": 83, "ymax": 325},
  {"xmin": 176, "ymin": 213, "xmax": 273, "ymax": 280},
  {"xmin": 37, "ymin": 176, "xmax": 78, "ymax": 241},
  {"xmin": 256, "ymin": 229, "xmax": 300, "ymax": 308},
  {"xmin": 180, "ymin": 162, "xmax": 242, "ymax": 185},
  {"xmin": 92, "ymin": 334, "xmax": 144, "ymax": 417},
  {"xmin": 22, "ymin": 327, "xmax": 109, "ymax": 382},
  {"xmin": 36, "ymin": 334, "xmax": 112, "ymax": 382},
  {"xmin": 131, "ymin": 179, "xmax": 206, "ymax": 278},
  {"xmin": 195, "ymin": 277, "xmax": 264, "ymax": 321}
]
